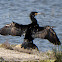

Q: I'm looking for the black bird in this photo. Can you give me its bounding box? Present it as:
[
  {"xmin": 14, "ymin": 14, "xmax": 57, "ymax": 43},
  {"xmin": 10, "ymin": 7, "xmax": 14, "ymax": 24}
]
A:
[
  {"xmin": 21, "ymin": 12, "xmax": 61, "ymax": 49},
  {"xmin": 0, "ymin": 12, "xmax": 61, "ymax": 49}
]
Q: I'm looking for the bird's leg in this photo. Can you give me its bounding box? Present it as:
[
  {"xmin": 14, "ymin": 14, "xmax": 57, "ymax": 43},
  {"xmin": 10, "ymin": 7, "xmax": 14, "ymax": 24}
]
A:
[
  {"xmin": 21, "ymin": 39, "xmax": 38, "ymax": 50},
  {"xmin": 21, "ymin": 39, "xmax": 33, "ymax": 49}
]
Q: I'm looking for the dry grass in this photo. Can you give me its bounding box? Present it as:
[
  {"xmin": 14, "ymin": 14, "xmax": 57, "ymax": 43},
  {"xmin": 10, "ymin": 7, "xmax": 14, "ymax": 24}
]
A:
[{"xmin": 0, "ymin": 41, "xmax": 62, "ymax": 62}]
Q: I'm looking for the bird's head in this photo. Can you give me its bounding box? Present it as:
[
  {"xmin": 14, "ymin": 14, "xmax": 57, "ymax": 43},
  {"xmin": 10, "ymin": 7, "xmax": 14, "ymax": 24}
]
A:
[
  {"xmin": 29, "ymin": 11, "xmax": 45, "ymax": 23},
  {"xmin": 30, "ymin": 12, "xmax": 38, "ymax": 17},
  {"xmin": 30, "ymin": 11, "xmax": 45, "ymax": 17}
]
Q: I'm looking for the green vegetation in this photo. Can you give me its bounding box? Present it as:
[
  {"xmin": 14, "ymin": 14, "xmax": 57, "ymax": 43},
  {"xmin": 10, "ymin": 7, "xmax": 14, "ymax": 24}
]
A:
[
  {"xmin": 52, "ymin": 46, "xmax": 62, "ymax": 62},
  {"xmin": 54, "ymin": 52, "xmax": 62, "ymax": 62}
]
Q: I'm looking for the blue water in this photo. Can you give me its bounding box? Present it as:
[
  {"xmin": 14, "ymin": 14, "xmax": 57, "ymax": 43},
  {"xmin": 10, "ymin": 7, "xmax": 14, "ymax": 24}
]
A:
[{"xmin": 0, "ymin": 0, "xmax": 62, "ymax": 52}]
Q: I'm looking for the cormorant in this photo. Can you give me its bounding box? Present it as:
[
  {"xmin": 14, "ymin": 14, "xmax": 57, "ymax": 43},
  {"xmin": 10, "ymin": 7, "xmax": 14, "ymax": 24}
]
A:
[
  {"xmin": 0, "ymin": 12, "xmax": 61, "ymax": 49},
  {"xmin": 21, "ymin": 12, "xmax": 61, "ymax": 49}
]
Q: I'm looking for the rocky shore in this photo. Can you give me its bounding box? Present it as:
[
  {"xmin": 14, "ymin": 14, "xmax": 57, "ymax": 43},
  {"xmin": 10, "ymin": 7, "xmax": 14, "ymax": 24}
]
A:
[{"xmin": 0, "ymin": 42, "xmax": 56, "ymax": 62}]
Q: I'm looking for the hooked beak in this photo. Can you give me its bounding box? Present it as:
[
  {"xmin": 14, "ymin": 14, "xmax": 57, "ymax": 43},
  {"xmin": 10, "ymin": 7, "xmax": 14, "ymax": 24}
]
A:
[{"xmin": 35, "ymin": 12, "xmax": 45, "ymax": 17}]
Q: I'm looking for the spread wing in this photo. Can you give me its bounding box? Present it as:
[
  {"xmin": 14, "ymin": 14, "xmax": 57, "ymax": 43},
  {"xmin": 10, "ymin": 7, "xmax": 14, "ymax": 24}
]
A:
[
  {"xmin": 32, "ymin": 26, "xmax": 61, "ymax": 45},
  {"xmin": 0, "ymin": 22, "xmax": 28, "ymax": 36}
]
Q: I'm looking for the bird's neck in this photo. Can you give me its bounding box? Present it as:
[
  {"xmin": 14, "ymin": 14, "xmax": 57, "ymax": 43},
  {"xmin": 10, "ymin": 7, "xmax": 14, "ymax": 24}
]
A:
[{"xmin": 30, "ymin": 16, "xmax": 37, "ymax": 24}]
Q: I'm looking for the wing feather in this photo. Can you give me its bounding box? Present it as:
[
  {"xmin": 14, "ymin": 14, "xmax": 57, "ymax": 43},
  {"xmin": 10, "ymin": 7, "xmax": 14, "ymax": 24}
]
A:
[
  {"xmin": 32, "ymin": 26, "xmax": 61, "ymax": 45},
  {"xmin": 0, "ymin": 22, "xmax": 28, "ymax": 36}
]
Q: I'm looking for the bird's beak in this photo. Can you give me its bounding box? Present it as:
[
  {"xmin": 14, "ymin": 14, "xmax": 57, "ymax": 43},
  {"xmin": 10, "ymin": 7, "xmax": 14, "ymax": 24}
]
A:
[
  {"xmin": 35, "ymin": 13, "xmax": 41, "ymax": 15},
  {"xmin": 35, "ymin": 13, "xmax": 45, "ymax": 17}
]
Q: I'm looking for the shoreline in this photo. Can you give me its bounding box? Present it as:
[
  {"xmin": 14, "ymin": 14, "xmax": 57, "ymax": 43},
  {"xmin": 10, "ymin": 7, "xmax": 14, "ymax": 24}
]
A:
[{"xmin": 0, "ymin": 43, "xmax": 56, "ymax": 61}]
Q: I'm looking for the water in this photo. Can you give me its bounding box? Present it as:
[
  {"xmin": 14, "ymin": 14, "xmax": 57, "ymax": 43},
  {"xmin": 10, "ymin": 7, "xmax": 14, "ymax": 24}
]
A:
[{"xmin": 0, "ymin": 0, "xmax": 62, "ymax": 52}]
